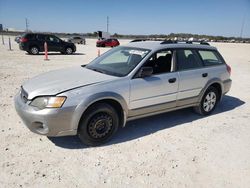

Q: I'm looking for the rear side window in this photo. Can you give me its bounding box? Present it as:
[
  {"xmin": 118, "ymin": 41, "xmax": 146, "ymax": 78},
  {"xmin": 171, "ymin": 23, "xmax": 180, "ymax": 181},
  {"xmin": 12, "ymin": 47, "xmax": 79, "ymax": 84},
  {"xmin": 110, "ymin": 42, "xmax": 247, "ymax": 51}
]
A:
[
  {"xmin": 198, "ymin": 50, "xmax": 222, "ymax": 66},
  {"xmin": 37, "ymin": 35, "xmax": 46, "ymax": 41},
  {"xmin": 176, "ymin": 49, "xmax": 203, "ymax": 71}
]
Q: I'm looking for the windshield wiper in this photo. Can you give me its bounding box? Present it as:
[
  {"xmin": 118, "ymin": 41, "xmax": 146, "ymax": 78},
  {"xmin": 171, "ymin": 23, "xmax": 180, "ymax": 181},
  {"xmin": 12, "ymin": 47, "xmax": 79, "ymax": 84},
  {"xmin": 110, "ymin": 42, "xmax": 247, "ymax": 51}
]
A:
[
  {"xmin": 85, "ymin": 66, "xmax": 123, "ymax": 77},
  {"xmin": 86, "ymin": 66, "xmax": 105, "ymax": 74}
]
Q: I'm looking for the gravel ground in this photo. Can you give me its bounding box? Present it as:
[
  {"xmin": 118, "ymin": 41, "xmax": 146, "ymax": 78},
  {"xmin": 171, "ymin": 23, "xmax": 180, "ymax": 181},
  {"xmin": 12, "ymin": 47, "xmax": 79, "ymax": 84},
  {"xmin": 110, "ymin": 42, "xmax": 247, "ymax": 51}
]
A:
[{"xmin": 1, "ymin": 36, "xmax": 250, "ymax": 188}]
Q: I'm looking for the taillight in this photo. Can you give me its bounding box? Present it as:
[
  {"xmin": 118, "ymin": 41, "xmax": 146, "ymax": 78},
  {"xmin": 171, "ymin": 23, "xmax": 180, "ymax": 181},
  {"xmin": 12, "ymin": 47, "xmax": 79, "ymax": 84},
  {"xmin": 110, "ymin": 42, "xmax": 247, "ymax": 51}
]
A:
[
  {"xmin": 226, "ymin": 64, "xmax": 231, "ymax": 76},
  {"xmin": 20, "ymin": 38, "xmax": 28, "ymax": 42}
]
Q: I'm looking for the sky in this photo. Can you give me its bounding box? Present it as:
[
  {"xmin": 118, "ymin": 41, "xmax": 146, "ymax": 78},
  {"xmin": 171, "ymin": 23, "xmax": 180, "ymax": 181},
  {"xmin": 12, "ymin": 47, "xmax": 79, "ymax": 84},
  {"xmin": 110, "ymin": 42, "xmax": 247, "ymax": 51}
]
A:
[{"xmin": 0, "ymin": 0, "xmax": 250, "ymax": 38}]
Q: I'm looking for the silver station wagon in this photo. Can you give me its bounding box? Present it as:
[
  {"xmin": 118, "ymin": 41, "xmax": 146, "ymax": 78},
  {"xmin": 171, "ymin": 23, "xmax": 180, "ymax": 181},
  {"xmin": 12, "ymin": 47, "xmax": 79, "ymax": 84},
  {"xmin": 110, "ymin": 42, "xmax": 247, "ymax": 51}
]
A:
[{"xmin": 15, "ymin": 40, "xmax": 232, "ymax": 146}]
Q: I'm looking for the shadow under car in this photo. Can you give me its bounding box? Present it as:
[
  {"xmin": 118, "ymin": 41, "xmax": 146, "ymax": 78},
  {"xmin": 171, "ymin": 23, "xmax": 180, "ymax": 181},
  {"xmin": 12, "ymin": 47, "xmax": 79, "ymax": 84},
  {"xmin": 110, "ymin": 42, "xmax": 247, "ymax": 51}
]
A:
[{"xmin": 48, "ymin": 95, "xmax": 245, "ymax": 149}]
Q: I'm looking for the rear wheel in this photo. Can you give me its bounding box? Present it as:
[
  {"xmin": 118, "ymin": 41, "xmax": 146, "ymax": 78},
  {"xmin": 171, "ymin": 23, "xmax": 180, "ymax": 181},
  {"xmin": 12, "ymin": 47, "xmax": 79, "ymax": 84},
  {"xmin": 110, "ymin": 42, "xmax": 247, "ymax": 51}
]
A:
[
  {"xmin": 29, "ymin": 46, "xmax": 39, "ymax": 55},
  {"xmin": 194, "ymin": 86, "xmax": 219, "ymax": 115},
  {"xmin": 78, "ymin": 103, "xmax": 119, "ymax": 146}
]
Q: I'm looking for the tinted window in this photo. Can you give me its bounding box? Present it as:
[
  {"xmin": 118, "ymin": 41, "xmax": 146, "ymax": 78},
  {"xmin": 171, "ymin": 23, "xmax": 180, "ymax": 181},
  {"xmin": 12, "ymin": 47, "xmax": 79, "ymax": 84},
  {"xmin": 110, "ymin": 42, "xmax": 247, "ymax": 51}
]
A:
[
  {"xmin": 47, "ymin": 36, "xmax": 60, "ymax": 43},
  {"xmin": 24, "ymin": 34, "xmax": 35, "ymax": 39},
  {"xmin": 176, "ymin": 49, "xmax": 203, "ymax": 71},
  {"xmin": 198, "ymin": 50, "xmax": 222, "ymax": 66},
  {"xmin": 37, "ymin": 34, "xmax": 46, "ymax": 41}
]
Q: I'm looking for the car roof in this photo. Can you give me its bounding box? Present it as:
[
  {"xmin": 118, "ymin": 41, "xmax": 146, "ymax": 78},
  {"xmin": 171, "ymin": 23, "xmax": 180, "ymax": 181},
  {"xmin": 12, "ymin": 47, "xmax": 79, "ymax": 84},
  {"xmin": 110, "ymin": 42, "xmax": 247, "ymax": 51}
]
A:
[{"xmin": 124, "ymin": 41, "xmax": 217, "ymax": 51}]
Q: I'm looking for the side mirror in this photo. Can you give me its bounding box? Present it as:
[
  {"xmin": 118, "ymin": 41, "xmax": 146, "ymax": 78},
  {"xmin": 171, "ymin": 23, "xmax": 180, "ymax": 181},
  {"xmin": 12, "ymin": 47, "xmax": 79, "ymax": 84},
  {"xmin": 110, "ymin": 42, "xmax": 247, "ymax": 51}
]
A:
[{"xmin": 138, "ymin": 67, "xmax": 153, "ymax": 78}]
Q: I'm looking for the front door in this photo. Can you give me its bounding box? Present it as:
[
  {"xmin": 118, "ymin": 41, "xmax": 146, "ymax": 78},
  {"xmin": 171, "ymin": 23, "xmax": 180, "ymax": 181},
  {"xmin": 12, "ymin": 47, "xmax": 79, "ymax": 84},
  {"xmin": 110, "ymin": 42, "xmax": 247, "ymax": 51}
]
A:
[
  {"xmin": 129, "ymin": 49, "xmax": 179, "ymax": 117},
  {"xmin": 46, "ymin": 35, "xmax": 62, "ymax": 52}
]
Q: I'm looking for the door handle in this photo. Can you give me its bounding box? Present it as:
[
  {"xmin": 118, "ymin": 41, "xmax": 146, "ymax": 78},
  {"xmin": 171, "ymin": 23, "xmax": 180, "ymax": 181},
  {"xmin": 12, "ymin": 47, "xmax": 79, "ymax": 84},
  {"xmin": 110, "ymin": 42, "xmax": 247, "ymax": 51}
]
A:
[
  {"xmin": 168, "ymin": 78, "xmax": 176, "ymax": 83},
  {"xmin": 202, "ymin": 73, "xmax": 208, "ymax": 77}
]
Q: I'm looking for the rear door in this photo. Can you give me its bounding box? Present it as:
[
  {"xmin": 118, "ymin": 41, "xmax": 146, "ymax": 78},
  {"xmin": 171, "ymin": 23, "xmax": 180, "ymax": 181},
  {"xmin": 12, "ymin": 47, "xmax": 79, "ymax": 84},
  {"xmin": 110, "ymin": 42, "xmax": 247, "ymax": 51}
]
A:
[
  {"xmin": 36, "ymin": 34, "xmax": 46, "ymax": 51},
  {"xmin": 176, "ymin": 49, "xmax": 208, "ymax": 106},
  {"xmin": 106, "ymin": 39, "xmax": 113, "ymax": 46}
]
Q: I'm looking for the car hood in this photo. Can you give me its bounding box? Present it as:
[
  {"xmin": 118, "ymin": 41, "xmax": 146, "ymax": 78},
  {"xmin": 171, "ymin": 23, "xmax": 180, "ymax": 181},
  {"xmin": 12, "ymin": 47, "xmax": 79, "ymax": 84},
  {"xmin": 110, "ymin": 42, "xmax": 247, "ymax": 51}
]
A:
[{"xmin": 22, "ymin": 67, "xmax": 117, "ymax": 100}]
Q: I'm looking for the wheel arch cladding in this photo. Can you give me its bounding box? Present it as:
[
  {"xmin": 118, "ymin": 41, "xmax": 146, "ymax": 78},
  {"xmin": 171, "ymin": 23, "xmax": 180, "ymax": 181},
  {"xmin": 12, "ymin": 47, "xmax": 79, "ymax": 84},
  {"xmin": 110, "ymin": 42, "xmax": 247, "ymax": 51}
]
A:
[
  {"xmin": 198, "ymin": 79, "xmax": 223, "ymax": 103},
  {"xmin": 75, "ymin": 92, "xmax": 128, "ymax": 130}
]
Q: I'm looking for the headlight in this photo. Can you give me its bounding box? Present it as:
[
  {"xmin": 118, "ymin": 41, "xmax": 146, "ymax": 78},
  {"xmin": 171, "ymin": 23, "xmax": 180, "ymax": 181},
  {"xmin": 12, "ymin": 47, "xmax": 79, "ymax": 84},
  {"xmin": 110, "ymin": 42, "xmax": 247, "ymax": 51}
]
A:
[{"xmin": 30, "ymin": 96, "xmax": 66, "ymax": 109}]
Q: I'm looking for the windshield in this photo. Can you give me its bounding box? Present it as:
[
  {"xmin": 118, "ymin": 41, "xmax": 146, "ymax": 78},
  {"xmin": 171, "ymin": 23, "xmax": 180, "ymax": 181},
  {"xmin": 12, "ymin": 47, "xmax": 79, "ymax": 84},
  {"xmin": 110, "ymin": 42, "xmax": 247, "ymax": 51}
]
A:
[{"xmin": 85, "ymin": 46, "xmax": 150, "ymax": 77}]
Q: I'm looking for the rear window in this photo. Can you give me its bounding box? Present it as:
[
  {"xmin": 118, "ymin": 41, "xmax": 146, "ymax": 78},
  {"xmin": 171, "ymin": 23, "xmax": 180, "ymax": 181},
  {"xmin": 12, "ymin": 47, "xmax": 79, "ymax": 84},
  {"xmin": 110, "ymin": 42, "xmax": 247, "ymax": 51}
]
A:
[
  {"xmin": 23, "ymin": 34, "xmax": 35, "ymax": 39},
  {"xmin": 198, "ymin": 50, "xmax": 222, "ymax": 66}
]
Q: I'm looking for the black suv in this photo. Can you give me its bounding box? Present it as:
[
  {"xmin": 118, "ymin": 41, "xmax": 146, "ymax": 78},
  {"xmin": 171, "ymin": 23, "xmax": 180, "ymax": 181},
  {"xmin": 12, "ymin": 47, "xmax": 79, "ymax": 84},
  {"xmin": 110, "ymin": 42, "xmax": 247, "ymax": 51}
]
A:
[{"xmin": 19, "ymin": 33, "xmax": 76, "ymax": 55}]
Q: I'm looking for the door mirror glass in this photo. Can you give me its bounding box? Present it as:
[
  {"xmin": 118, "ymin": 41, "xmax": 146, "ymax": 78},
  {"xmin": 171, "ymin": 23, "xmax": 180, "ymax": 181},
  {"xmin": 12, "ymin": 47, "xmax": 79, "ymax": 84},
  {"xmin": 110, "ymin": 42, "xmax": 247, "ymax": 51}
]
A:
[{"xmin": 138, "ymin": 67, "xmax": 153, "ymax": 78}]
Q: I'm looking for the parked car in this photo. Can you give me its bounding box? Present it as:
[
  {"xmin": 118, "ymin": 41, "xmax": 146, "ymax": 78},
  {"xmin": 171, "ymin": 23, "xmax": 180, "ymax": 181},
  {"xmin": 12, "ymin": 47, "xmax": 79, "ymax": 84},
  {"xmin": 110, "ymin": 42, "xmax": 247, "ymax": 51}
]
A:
[
  {"xmin": 68, "ymin": 36, "xmax": 86, "ymax": 44},
  {"xmin": 15, "ymin": 35, "xmax": 22, "ymax": 43},
  {"xmin": 96, "ymin": 38, "xmax": 120, "ymax": 47},
  {"xmin": 15, "ymin": 41, "xmax": 232, "ymax": 146},
  {"xmin": 19, "ymin": 33, "xmax": 76, "ymax": 55},
  {"xmin": 130, "ymin": 39, "xmax": 148, "ymax": 43}
]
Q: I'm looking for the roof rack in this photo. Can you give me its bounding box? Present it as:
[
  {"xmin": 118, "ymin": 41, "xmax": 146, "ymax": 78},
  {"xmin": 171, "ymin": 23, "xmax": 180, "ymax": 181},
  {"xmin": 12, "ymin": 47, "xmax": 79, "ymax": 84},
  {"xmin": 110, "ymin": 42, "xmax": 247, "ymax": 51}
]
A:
[
  {"xmin": 160, "ymin": 40, "xmax": 210, "ymax": 45},
  {"xmin": 130, "ymin": 38, "xmax": 164, "ymax": 43}
]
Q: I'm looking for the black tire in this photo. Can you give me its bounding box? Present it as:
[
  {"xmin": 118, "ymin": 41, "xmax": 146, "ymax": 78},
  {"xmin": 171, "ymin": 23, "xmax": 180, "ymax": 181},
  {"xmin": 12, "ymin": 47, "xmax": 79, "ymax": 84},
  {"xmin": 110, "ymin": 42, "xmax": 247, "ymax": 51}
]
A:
[
  {"xmin": 102, "ymin": 44, "xmax": 105, "ymax": 47},
  {"xmin": 194, "ymin": 86, "xmax": 219, "ymax": 115},
  {"xmin": 29, "ymin": 46, "xmax": 39, "ymax": 55},
  {"xmin": 78, "ymin": 103, "xmax": 119, "ymax": 146},
  {"xmin": 65, "ymin": 47, "xmax": 73, "ymax": 55}
]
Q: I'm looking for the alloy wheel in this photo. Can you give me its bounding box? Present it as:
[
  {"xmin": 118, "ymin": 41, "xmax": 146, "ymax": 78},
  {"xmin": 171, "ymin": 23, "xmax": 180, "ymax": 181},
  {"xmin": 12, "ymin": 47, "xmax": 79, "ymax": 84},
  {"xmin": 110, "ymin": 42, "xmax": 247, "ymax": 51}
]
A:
[{"xmin": 203, "ymin": 91, "xmax": 217, "ymax": 112}]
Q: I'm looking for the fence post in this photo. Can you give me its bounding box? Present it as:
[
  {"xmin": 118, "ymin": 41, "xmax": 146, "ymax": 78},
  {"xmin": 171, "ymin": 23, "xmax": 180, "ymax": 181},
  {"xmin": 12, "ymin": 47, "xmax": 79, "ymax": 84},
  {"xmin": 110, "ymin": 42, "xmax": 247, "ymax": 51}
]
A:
[
  {"xmin": 8, "ymin": 37, "xmax": 12, "ymax": 50},
  {"xmin": 2, "ymin": 34, "xmax": 4, "ymax": 45}
]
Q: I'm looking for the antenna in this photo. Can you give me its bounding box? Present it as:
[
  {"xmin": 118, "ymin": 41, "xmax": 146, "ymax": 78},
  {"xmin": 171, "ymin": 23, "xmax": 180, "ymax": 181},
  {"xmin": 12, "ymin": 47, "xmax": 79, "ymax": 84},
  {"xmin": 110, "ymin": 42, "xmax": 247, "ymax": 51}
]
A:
[
  {"xmin": 25, "ymin": 18, "xmax": 29, "ymax": 31},
  {"xmin": 107, "ymin": 16, "xmax": 109, "ymax": 33}
]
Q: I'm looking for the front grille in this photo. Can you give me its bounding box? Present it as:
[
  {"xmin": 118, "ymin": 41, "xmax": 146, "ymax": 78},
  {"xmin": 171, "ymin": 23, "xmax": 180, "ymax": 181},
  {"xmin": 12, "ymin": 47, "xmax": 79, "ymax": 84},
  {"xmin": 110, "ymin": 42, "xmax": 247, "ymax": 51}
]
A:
[{"xmin": 20, "ymin": 87, "xmax": 28, "ymax": 103}]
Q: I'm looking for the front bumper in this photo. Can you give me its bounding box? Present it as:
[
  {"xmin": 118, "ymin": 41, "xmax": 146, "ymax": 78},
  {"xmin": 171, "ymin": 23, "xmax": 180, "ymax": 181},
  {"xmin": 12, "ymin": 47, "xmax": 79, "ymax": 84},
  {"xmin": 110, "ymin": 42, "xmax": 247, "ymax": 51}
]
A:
[{"xmin": 14, "ymin": 93, "xmax": 77, "ymax": 136}]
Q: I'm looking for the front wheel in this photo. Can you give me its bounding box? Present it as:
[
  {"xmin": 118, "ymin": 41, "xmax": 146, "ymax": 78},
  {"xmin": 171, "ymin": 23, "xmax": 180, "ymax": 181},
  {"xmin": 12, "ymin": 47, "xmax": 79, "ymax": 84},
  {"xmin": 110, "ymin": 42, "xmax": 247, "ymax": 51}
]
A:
[
  {"xmin": 194, "ymin": 86, "xmax": 219, "ymax": 115},
  {"xmin": 78, "ymin": 103, "xmax": 119, "ymax": 146},
  {"xmin": 65, "ymin": 47, "xmax": 73, "ymax": 54}
]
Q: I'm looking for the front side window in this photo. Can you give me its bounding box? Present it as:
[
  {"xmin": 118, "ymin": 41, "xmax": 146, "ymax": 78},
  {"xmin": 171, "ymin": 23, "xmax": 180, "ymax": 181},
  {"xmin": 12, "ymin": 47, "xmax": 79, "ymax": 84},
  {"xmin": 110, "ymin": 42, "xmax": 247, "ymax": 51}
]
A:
[
  {"xmin": 198, "ymin": 50, "xmax": 222, "ymax": 66},
  {"xmin": 47, "ymin": 36, "xmax": 60, "ymax": 43},
  {"xmin": 143, "ymin": 50, "xmax": 173, "ymax": 74},
  {"xmin": 86, "ymin": 46, "xmax": 150, "ymax": 77},
  {"xmin": 176, "ymin": 49, "xmax": 203, "ymax": 71}
]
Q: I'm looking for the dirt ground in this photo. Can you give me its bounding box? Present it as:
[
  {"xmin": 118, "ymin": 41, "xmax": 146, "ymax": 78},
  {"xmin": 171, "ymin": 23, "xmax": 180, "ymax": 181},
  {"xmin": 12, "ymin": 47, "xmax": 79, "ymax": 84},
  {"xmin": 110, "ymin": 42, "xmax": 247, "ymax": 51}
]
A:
[{"xmin": 1, "ymin": 36, "xmax": 250, "ymax": 188}]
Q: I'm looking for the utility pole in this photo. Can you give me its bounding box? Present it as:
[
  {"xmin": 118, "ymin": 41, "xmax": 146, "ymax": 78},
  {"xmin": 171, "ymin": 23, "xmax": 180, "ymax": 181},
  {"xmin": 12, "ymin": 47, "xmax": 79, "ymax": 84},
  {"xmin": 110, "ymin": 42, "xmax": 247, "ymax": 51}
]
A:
[
  {"xmin": 240, "ymin": 15, "xmax": 246, "ymax": 38},
  {"xmin": 25, "ymin": 18, "xmax": 29, "ymax": 32},
  {"xmin": 107, "ymin": 16, "xmax": 109, "ymax": 33}
]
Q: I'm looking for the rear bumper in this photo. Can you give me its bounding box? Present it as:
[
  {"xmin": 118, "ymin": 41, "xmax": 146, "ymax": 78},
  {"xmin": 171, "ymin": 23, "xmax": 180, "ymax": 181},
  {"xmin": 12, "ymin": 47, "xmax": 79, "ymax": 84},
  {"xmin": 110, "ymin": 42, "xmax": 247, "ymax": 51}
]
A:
[
  {"xmin": 223, "ymin": 79, "xmax": 232, "ymax": 94},
  {"xmin": 14, "ymin": 93, "xmax": 77, "ymax": 136},
  {"xmin": 19, "ymin": 43, "xmax": 28, "ymax": 51}
]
